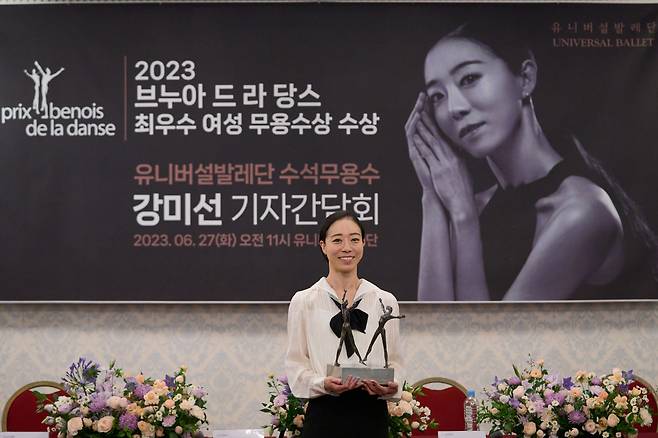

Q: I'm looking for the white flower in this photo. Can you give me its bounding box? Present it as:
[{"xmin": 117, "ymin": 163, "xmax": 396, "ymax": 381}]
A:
[
  {"xmin": 190, "ymin": 405, "xmax": 205, "ymax": 420},
  {"xmin": 603, "ymin": 433, "xmax": 609, "ymax": 438},
  {"xmin": 632, "ymin": 406, "xmax": 639, "ymax": 413},
  {"xmin": 179, "ymin": 398, "xmax": 194, "ymax": 411},
  {"xmin": 615, "ymin": 433, "xmax": 622, "ymax": 437},
  {"xmin": 603, "ymin": 379, "xmax": 610, "ymax": 386},
  {"xmin": 173, "ymin": 394, "xmax": 182, "ymax": 401},
  {"xmin": 639, "ymin": 408, "xmax": 653, "ymax": 425},
  {"xmin": 641, "ymin": 388, "xmax": 648, "ymax": 395},
  {"xmin": 513, "ymin": 386, "xmax": 526, "ymax": 399},
  {"xmin": 537, "ymin": 430, "xmax": 545, "ymax": 438},
  {"xmin": 175, "ymin": 375, "xmax": 185, "ymax": 383},
  {"xmin": 551, "ymin": 400, "xmax": 559, "ymax": 407},
  {"xmin": 500, "ymin": 395, "xmax": 510, "ymax": 403},
  {"xmin": 630, "ymin": 398, "xmax": 637, "ymax": 406},
  {"xmin": 607, "ymin": 385, "xmax": 615, "ymax": 392},
  {"xmin": 498, "ymin": 383, "xmax": 509, "ymax": 391},
  {"xmin": 398, "ymin": 400, "xmax": 413, "ymax": 415}
]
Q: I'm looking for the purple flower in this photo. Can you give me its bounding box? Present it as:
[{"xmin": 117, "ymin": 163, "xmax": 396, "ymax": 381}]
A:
[
  {"xmin": 165, "ymin": 374, "xmax": 176, "ymax": 388},
  {"xmin": 89, "ymin": 393, "xmax": 108, "ymax": 413},
  {"xmin": 568, "ymin": 411, "xmax": 586, "ymax": 424},
  {"xmin": 118, "ymin": 413, "xmax": 138, "ymax": 431},
  {"xmin": 532, "ymin": 402, "xmax": 546, "ymax": 415},
  {"xmin": 57, "ymin": 403, "xmax": 73, "ymax": 414},
  {"xmin": 590, "ymin": 385, "xmax": 603, "ymax": 396},
  {"xmin": 134, "ymin": 384, "xmax": 152, "ymax": 399},
  {"xmin": 271, "ymin": 416, "xmax": 280, "ymax": 426},
  {"xmin": 563, "ymin": 377, "xmax": 574, "ymax": 390},
  {"xmin": 623, "ymin": 370, "xmax": 634, "ymax": 382},
  {"xmin": 277, "ymin": 375, "xmax": 289, "ymax": 385},
  {"xmin": 510, "ymin": 398, "xmax": 521, "ymax": 408},
  {"xmin": 508, "ymin": 376, "xmax": 521, "ymax": 386},
  {"xmin": 546, "ymin": 374, "xmax": 559, "ymax": 385},
  {"xmin": 619, "ymin": 384, "xmax": 629, "ymax": 394},
  {"xmin": 591, "ymin": 377, "xmax": 602, "ymax": 386},
  {"xmin": 124, "ymin": 377, "xmax": 137, "ymax": 392},
  {"xmin": 273, "ymin": 394, "xmax": 288, "ymax": 407},
  {"xmin": 544, "ymin": 392, "xmax": 564, "ymax": 406},
  {"xmin": 191, "ymin": 387, "xmax": 207, "ymax": 399},
  {"xmin": 162, "ymin": 416, "xmax": 176, "ymax": 427}
]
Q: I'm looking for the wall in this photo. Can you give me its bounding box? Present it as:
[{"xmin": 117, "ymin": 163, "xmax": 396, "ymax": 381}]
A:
[{"xmin": 0, "ymin": 302, "xmax": 656, "ymax": 431}]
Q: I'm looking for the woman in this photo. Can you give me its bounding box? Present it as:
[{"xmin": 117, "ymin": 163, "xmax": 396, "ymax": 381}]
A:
[
  {"xmin": 407, "ymin": 22, "xmax": 658, "ymax": 301},
  {"xmin": 285, "ymin": 210, "xmax": 403, "ymax": 437}
]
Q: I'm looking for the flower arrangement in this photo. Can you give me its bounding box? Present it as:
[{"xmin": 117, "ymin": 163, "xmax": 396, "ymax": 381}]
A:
[
  {"xmin": 261, "ymin": 374, "xmax": 307, "ymax": 438},
  {"xmin": 35, "ymin": 358, "xmax": 208, "ymax": 438},
  {"xmin": 387, "ymin": 383, "xmax": 438, "ymax": 437},
  {"xmin": 478, "ymin": 357, "xmax": 653, "ymax": 438}
]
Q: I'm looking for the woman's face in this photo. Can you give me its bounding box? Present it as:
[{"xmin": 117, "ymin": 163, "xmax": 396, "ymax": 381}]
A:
[
  {"xmin": 320, "ymin": 218, "xmax": 364, "ymax": 274},
  {"xmin": 424, "ymin": 37, "xmax": 525, "ymax": 158}
]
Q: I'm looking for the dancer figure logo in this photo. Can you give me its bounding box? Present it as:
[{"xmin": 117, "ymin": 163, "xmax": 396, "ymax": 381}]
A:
[{"xmin": 23, "ymin": 61, "xmax": 65, "ymax": 115}]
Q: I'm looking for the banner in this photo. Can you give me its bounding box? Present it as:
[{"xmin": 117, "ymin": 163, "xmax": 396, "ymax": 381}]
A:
[{"xmin": 1, "ymin": 3, "xmax": 656, "ymax": 301}]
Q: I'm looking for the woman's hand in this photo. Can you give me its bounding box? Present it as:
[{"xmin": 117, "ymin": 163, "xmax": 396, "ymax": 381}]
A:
[
  {"xmin": 409, "ymin": 93, "xmax": 478, "ymax": 223},
  {"xmin": 406, "ymin": 93, "xmax": 439, "ymax": 198},
  {"xmin": 361, "ymin": 380, "xmax": 398, "ymax": 397},
  {"xmin": 323, "ymin": 375, "xmax": 361, "ymax": 395}
]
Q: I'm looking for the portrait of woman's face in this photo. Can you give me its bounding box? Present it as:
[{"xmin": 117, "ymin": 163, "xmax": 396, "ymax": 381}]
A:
[
  {"xmin": 320, "ymin": 218, "xmax": 364, "ymax": 273},
  {"xmin": 424, "ymin": 37, "xmax": 526, "ymax": 159}
]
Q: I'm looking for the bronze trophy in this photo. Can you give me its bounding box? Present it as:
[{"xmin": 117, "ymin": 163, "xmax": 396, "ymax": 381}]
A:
[{"xmin": 327, "ymin": 293, "xmax": 405, "ymax": 384}]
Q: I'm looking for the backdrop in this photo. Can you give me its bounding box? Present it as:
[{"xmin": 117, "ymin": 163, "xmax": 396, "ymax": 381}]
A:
[{"xmin": 1, "ymin": 3, "xmax": 657, "ymax": 301}]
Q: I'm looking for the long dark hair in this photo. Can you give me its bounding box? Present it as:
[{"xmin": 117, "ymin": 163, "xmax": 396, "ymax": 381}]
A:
[{"xmin": 440, "ymin": 20, "xmax": 658, "ymax": 285}]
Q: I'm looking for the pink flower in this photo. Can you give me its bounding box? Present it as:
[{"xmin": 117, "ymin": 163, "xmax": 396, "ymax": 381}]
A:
[
  {"xmin": 97, "ymin": 416, "xmax": 114, "ymax": 433},
  {"xmin": 273, "ymin": 394, "xmax": 288, "ymax": 407}
]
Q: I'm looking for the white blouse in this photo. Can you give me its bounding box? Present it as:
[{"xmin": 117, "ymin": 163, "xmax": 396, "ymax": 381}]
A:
[{"xmin": 285, "ymin": 277, "xmax": 404, "ymax": 399}]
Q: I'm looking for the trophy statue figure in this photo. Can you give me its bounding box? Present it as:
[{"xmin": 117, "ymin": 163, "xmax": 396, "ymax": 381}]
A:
[
  {"xmin": 362, "ymin": 298, "xmax": 405, "ymax": 368},
  {"xmin": 334, "ymin": 289, "xmax": 364, "ymax": 366},
  {"xmin": 327, "ymin": 294, "xmax": 405, "ymax": 384}
]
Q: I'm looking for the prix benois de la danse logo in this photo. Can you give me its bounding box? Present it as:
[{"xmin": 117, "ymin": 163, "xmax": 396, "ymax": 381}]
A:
[{"xmin": 1, "ymin": 61, "xmax": 117, "ymax": 137}]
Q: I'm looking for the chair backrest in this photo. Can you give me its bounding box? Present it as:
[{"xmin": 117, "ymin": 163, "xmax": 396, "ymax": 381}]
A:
[
  {"xmin": 411, "ymin": 377, "xmax": 468, "ymax": 436},
  {"xmin": 629, "ymin": 375, "xmax": 657, "ymax": 433},
  {"xmin": 2, "ymin": 381, "xmax": 67, "ymax": 435}
]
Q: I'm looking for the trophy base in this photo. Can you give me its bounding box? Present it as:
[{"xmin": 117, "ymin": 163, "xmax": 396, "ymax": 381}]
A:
[{"xmin": 326, "ymin": 364, "xmax": 394, "ymax": 385}]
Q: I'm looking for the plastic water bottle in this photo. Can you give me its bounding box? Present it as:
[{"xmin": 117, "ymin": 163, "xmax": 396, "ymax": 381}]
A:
[{"xmin": 464, "ymin": 389, "xmax": 478, "ymax": 431}]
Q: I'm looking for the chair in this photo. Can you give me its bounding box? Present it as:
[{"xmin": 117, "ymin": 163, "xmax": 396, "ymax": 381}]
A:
[
  {"xmin": 629, "ymin": 375, "xmax": 658, "ymax": 433},
  {"xmin": 2, "ymin": 380, "xmax": 67, "ymax": 435},
  {"xmin": 411, "ymin": 376, "xmax": 468, "ymax": 436}
]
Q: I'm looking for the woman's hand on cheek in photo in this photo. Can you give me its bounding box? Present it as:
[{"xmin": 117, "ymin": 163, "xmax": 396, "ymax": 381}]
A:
[
  {"xmin": 412, "ymin": 99, "xmax": 478, "ymax": 223},
  {"xmin": 406, "ymin": 93, "xmax": 440, "ymax": 199}
]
